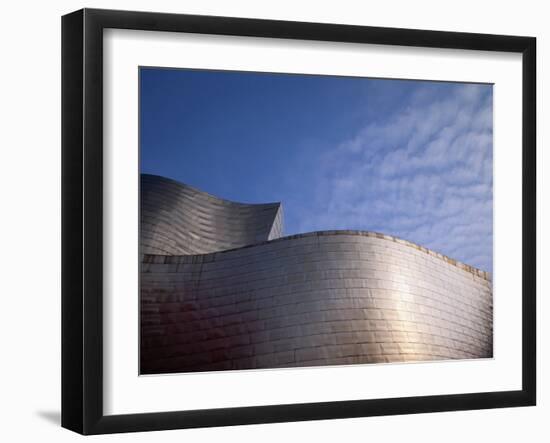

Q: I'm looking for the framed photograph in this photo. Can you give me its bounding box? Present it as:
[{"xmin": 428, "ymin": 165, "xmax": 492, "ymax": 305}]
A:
[{"xmin": 61, "ymin": 8, "xmax": 536, "ymax": 435}]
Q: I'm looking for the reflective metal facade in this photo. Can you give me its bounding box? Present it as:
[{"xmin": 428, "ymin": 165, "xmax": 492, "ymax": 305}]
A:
[
  {"xmin": 140, "ymin": 175, "xmax": 493, "ymax": 374},
  {"xmin": 141, "ymin": 174, "xmax": 283, "ymax": 255}
]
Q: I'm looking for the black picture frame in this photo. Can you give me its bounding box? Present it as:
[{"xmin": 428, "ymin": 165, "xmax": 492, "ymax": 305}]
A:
[{"xmin": 62, "ymin": 8, "xmax": 536, "ymax": 435}]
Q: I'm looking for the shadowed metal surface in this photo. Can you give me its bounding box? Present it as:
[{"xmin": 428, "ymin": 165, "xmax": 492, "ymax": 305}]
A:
[
  {"xmin": 141, "ymin": 174, "xmax": 283, "ymax": 255},
  {"xmin": 140, "ymin": 176, "xmax": 493, "ymax": 374}
]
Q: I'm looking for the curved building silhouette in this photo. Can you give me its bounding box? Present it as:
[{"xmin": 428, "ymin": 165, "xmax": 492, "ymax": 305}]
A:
[
  {"xmin": 140, "ymin": 174, "xmax": 493, "ymax": 374},
  {"xmin": 141, "ymin": 174, "xmax": 283, "ymax": 255}
]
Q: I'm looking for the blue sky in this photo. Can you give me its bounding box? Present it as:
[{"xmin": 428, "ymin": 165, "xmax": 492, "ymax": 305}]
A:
[{"xmin": 140, "ymin": 68, "xmax": 493, "ymax": 272}]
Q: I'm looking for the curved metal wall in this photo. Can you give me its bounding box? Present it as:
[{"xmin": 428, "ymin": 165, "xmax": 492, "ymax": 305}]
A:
[
  {"xmin": 141, "ymin": 229, "xmax": 493, "ymax": 374},
  {"xmin": 140, "ymin": 174, "xmax": 283, "ymax": 255}
]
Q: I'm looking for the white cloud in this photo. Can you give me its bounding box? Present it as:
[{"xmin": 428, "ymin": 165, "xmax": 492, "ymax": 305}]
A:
[{"xmin": 298, "ymin": 83, "xmax": 493, "ymax": 272}]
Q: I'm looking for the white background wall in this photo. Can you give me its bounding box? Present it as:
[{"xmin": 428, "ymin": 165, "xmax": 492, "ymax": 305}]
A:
[{"xmin": 0, "ymin": 0, "xmax": 546, "ymax": 441}]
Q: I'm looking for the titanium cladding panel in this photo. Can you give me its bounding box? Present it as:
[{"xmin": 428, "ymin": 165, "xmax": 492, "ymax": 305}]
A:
[
  {"xmin": 140, "ymin": 175, "xmax": 493, "ymax": 374},
  {"xmin": 141, "ymin": 174, "xmax": 283, "ymax": 255}
]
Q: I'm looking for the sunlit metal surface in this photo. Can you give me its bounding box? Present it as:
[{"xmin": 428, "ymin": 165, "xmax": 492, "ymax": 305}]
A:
[{"xmin": 140, "ymin": 175, "xmax": 492, "ymax": 374}]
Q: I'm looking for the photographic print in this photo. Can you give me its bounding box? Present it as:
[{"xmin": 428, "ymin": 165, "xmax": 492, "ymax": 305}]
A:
[
  {"xmin": 139, "ymin": 68, "xmax": 493, "ymax": 375},
  {"xmin": 62, "ymin": 10, "xmax": 536, "ymax": 433}
]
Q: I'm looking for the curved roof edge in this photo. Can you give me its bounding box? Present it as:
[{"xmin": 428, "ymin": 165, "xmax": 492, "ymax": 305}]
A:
[
  {"xmin": 143, "ymin": 229, "xmax": 492, "ymax": 282},
  {"xmin": 142, "ymin": 174, "xmax": 282, "ymax": 209},
  {"xmin": 140, "ymin": 174, "xmax": 283, "ymax": 255}
]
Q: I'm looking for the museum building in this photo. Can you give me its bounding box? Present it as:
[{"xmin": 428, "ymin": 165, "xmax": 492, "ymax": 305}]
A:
[{"xmin": 140, "ymin": 174, "xmax": 493, "ymax": 374}]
